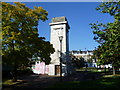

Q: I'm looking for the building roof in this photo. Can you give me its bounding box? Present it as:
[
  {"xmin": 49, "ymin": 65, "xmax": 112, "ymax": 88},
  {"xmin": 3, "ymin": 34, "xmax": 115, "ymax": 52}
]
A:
[{"xmin": 70, "ymin": 50, "xmax": 93, "ymax": 55}]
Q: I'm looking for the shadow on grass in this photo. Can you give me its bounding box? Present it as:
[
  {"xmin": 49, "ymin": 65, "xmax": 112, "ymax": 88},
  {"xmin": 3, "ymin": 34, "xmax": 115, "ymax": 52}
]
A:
[
  {"xmin": 2, "ymin": 74, "xmax": 60, "ymax": 89},
  {"xmin": 2, "ymin": 71, "xmax": 120, "ymax": 89},
  {"xmin": 50, "ymin": 71, "xmax": 120, "ymax": 89}
]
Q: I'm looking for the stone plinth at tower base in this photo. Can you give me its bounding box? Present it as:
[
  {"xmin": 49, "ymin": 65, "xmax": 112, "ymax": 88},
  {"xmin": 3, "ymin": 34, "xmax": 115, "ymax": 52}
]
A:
[
  {"xmin": 48, "ymin": 64, "xmax": 68, "ymax": 76},
  {"xmin": 48, "ymin": 16, "xmax": 74, "ymax": 76},
  {"xmin": 48, "ymin": 63, "xmax": 75, "ymax": 76},
  {"xmin": 32, "ymin": 61, "xmax": 74, "ymax": 76}
]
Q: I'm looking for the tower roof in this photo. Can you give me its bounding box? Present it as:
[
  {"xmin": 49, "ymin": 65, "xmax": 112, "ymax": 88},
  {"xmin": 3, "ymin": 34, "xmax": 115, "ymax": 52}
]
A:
[
  {"xmin": 50, "ymin": 16, "xmax": 70, "ymax": 29},
  {"xmin": 52, "ymin": 16, "xmax": 67, "ymax": 23}
]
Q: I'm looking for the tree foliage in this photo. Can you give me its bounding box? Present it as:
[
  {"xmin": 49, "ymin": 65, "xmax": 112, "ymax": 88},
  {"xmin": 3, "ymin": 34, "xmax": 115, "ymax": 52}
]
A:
[
  {"xmin": 71, "ymin": 56, "xmax": 85, "ymax": 68},
  {"xmin": 2, "ymin": 2, "xmax": 54, "ymax": 80},
  {"xmin": 90, "ymin": 1, "xmax": 120, "ymax": 75}
]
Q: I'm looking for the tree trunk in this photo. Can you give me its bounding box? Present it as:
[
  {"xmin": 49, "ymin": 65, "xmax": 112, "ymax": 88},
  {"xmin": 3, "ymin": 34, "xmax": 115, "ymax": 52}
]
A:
[
  {"xmin": 12, "ymin": 65, "xmax": 18, "ymax": 82},
  {"xmin": 11, "ymin": 40, "xmax": 18, "ymax": 82},
  {"xmin": 112, "ymin": 66, "xmax": 116, "ymax": 75},
  {"xmin": 104, "ymin": 67, "xmax": 106, "ymax": 72},
  {"xmin": 12, "ymin": 76, "xmax": 17, "ymax": 82}
]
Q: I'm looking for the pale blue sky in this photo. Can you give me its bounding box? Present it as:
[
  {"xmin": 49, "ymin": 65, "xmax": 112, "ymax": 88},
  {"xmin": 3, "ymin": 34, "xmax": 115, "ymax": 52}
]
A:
[{"xmin": 9, "ymin": 2, "xmax": 114, "ymax": 51}]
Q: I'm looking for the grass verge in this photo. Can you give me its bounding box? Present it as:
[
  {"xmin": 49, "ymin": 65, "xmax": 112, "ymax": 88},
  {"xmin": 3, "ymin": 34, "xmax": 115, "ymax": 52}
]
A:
[
  {"xmin": 3, "ymin": 79, "xmax": 25, "ymax": 86},
  {"xmin": 50, "ymin": 74, "xmax": 120, "ymax": 89}
]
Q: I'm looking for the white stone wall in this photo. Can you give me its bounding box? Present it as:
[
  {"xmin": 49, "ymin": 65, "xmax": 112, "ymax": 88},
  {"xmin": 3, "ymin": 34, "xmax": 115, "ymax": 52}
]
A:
[
  {"xmin": 50, "ymin": 22, "xmax": 68, "ymax": 64},
  {"xmin": 49, "ymin": 19, "xmax": 70, "ymax": 76}
]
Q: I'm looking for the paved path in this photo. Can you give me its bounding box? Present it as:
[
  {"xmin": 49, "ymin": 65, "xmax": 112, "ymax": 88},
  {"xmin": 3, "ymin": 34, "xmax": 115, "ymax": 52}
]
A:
[{"xmin": 2, "ymin": 71, "xmax": 103, "ymax": 89}]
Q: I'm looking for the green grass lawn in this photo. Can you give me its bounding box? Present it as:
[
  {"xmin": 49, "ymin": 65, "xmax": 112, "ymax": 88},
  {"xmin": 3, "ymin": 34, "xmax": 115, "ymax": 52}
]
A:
[
  {"xmin": 50, "ymin": 74, "xmax": 120, "ymax": 89},
  {"xmin": 3, "ymin": 79, "xmax": 25, "ymax": 85}
]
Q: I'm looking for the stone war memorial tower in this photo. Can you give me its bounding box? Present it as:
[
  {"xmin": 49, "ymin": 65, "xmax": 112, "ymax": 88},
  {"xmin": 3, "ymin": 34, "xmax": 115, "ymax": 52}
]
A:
[{"xmin": 49, "ymin": 16, "xmax": 71, "ymax": 76}]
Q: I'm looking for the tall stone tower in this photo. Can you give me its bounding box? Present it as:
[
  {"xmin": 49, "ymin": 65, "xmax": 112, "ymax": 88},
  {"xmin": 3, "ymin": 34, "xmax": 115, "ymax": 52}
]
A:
[{"xmin": 49, "ymin": 16, "xmax": 70, "ymax": 76}]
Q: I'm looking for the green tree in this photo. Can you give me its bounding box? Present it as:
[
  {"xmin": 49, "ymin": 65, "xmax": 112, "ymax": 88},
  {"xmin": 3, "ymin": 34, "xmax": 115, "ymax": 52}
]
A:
[
  {"xmin": 71, "ymin": 56, "xmax": 85, "ymax": 68},
  {"xmin": 2, "ymin": 2, "xmax": 54, "ymax": 81},
  {"xmin": 32, "ymin": 38, "xmax": 55, "ymax": 65},
  {"xmin": 90, "ymin": 1, "xmax": 120, "ymax": 75}
]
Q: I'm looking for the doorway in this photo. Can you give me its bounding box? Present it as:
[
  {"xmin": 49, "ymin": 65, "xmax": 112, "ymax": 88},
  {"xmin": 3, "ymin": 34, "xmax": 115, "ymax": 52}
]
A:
[{"xmin": 55, "ymin": 65, "xmax": 60, "ymax": 75}]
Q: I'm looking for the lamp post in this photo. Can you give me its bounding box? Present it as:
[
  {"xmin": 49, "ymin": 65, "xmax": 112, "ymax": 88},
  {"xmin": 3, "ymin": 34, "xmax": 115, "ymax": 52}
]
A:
[
  {"xmin": 55, "ymin": 27, "xmax": 63, "ymax": 81},
  {"xmin": 59, "ymin": 36, "xmax": 63, "ymax": 82}
]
